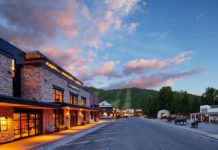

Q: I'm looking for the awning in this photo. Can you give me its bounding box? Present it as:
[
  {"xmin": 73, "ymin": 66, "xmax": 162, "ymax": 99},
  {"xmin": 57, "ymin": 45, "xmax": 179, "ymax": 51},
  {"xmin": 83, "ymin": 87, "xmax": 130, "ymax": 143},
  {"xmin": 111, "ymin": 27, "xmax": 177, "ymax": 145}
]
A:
[
  {"xmin": 60, "ymin": 103, "xmax": 99, "ymax": 111},
  {"xmin": 0, "ymin": 95, "xmax": 61, "ymax": 109}
]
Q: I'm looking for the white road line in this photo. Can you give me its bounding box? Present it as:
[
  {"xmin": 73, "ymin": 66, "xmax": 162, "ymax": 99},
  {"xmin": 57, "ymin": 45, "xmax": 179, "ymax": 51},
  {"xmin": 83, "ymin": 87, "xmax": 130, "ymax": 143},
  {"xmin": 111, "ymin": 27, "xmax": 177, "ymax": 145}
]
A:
[
  {"xmin": 65, "ymin": 138, "xmax": 114, "ymax": 145},
  {"xmin": 94, "ymin": 138, "xmax": 114, "ymax": 142},
  {"xmin": 87, "ymin": 132, "xmax": 116, "ymax": 136}
]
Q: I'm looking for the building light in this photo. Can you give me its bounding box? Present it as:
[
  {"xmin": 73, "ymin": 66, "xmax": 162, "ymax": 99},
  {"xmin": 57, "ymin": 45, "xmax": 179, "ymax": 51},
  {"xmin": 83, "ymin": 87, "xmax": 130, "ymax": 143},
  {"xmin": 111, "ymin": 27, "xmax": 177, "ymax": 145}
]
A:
[
  {"xmin": 0, "ymin": 117, "xmax": 8, "ymax": 131},
  {"xmin": 11, "ymin": 59, "xmax": 16, "ymax": 78}
]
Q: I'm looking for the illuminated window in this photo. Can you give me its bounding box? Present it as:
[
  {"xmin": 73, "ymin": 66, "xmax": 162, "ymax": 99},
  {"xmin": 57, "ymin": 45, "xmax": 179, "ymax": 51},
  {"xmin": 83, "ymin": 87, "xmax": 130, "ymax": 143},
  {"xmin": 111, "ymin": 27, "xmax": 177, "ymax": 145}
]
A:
[
  {"xmin": 0, "ymin": 117, "xmax": 8, "ymax": 131},
  {"xmin": 81, "ymin": 97, "xmax": 86, "ymax": 107},
  {"xmin": 53, "ymin": 88, "xmax": 64, "ymax": 103},
  {"xmin": 70, "ymin": 94, "xmax": 78, "ymax": 105},
  {"xmin": 12, "ymin": 59, "xmax": 16, "ymax": 78}
]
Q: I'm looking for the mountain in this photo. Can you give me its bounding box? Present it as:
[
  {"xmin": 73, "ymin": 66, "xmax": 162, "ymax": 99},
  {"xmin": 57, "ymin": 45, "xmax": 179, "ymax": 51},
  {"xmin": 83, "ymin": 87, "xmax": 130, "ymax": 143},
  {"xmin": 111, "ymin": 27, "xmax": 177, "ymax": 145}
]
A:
[{"xmin": 84, "ymin": 86, "xmax": 201, "ymax": 116}]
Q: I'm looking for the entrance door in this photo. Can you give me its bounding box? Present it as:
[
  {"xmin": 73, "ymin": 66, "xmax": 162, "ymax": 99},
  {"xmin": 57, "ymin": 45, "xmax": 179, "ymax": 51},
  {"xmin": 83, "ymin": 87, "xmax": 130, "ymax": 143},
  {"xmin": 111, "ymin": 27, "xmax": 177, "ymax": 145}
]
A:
[
  {"xmin": 70, "ymin": 110, "xmax": 78, "ymax": 127},
  {"xmin": 13, "ymin": 108, "xmax": 42, "ymax": 140}
]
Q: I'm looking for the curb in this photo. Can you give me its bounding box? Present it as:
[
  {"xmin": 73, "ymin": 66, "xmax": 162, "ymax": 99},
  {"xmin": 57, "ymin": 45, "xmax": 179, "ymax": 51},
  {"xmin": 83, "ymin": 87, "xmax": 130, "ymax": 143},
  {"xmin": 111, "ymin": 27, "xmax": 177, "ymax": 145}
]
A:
[
  {"xmin": 167, "ymin": 123, "xmax": 218, "ymax": 140},
  {"xmin": 29, "ymin": 122, "xmax": 112, "ymax": 150},
  {"xmin": 147, "ymin": 119, "xmax": 218, "ymax": 141}
]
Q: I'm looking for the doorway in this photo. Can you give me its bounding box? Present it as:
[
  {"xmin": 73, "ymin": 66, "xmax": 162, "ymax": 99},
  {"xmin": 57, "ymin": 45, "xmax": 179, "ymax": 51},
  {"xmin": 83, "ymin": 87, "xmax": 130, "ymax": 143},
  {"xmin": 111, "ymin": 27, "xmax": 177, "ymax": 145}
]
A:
[{"xmin": 70, "ymin": 110, "xmax": 78, "ymax": 127}]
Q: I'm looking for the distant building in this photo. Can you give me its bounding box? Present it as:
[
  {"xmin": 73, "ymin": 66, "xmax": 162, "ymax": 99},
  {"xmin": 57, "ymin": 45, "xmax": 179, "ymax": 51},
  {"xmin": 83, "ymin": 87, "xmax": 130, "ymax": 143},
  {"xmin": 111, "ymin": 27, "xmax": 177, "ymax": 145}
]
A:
[
  {"xmin": 190, "ymin": 105, "xmax": 218, "ymax": 123},
  {"xmin": 99, "ymin": 101, "xmax": 113, "ymax": 119},
  {"xmin": 122, "ymin": 109, "xmax": 134, "ymax": 117},
  {"xmin": 157, "ymin": 110, "xmax": 170, "ymax": 119},
  {"xmin": 134, "ymin": 109, "xmax": 144, "ymax": 117}
]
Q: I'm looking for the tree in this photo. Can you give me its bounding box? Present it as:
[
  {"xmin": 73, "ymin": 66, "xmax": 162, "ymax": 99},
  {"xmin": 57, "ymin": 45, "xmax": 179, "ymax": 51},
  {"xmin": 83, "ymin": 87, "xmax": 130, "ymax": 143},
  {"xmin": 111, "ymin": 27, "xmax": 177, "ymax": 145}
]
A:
[
  {"xmin": 201, "ymin": 87, "xmax": 218, "ymax": 105},
  {"xmin": 180, "ymin": 91, "xmax": 190, "ymax": 115},
  {"xmin": 158, "ymin": 86, "xmax": 174, "ymax": 111}
]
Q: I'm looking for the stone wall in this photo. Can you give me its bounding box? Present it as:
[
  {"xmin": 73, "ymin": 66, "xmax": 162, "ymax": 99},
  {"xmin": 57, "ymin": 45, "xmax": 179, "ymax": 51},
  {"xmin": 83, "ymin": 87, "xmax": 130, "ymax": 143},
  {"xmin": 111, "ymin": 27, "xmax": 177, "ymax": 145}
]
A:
[
  {"xmin": 0, "ymin": 54, "xmax": 13, "ymax": 96},
  {"xmin": 0, "ymin": 107, "xmax": 14, "ymax": 144}
]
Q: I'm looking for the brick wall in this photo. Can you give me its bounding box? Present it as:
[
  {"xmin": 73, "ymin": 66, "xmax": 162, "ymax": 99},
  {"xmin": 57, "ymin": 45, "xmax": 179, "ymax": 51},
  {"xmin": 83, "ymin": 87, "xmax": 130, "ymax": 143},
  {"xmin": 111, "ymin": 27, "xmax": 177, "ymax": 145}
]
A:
[
  {"xmin": 42, "ymin": 109, "xmax": 54, "ymax": 133},
  {"xmin": 21, "ymin": 65, "xmax": 79, "ymax": 103},
  {"xmin": 0, "ymin": 107, "xmax": 14, "ymax": 144},
  {"xmin": 79, "ymin": 88, "xmax": 91, "ymax": 107},
  {"xmin": 0, "ymin": 54, "xmax": 13, "ymax": 96}
]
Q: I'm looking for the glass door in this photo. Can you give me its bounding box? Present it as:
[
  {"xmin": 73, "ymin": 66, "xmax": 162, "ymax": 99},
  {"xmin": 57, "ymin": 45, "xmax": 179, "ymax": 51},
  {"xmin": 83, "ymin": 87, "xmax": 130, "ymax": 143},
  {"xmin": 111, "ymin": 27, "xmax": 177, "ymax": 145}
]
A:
[
  {"xmin": 14, "ymin": 109, "xmax": 42, "ymax": 140},
  {"xmin": 21, "ymin": 113, "xmax": 28, "ymax": 138},
  {"xmin": 70, "ymin": 111, "xmax": 78, "ymax": 127}
]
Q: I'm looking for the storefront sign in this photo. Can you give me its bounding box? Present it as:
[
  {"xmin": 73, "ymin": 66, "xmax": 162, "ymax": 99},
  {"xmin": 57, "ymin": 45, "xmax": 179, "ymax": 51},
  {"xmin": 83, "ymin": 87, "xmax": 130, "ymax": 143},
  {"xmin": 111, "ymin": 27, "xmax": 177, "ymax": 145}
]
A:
[{"xmin": 68, "ymin": 83, "xmax": 80, "ymax": 91}]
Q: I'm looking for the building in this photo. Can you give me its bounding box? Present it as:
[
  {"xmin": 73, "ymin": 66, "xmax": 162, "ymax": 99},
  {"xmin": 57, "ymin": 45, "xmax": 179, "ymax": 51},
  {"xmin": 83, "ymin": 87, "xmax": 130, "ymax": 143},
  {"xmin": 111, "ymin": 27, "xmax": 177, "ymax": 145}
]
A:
[
  {"xmin": 99, "ymin": 101, "xmax": 113, "ymax": 119},
  {"xmin": 0, "ymin": 38, "xmax": 99, "ymax": 144},
  {"xmin": 157, "ymin": 110, "xmax": 170, "ymax": 119},
  {"xmin": 190, "ymin": 105, "xmax": 218, "ymax": 123},
  {"xmin": 134, "ymin": 109, "xmax": 144, "ymax": 117}
]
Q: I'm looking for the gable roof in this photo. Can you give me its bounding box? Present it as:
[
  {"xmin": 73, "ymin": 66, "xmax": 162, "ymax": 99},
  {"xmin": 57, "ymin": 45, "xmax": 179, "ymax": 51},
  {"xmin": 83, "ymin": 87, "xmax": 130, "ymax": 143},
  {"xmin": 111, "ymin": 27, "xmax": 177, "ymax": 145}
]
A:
[{"xmin": 99, "ymin": 101, "xmax": 112, "ymax": 107}]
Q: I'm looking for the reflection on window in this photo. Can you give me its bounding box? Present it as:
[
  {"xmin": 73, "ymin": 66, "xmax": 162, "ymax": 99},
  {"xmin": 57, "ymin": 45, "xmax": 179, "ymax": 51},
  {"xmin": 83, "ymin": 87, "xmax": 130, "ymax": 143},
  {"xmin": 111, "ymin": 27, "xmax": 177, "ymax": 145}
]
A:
[
  {"xmin": 0, "ymin": 117, "xmax": 8, "ymax": 131},
  {"xmin": 53, "ymin": 88, "xmax": 64, "ymax": 103},
  {"xmin": 70, "ymin": 94, "xmax": 78, "ymax": 105},
  {"xmin": 81, "ymin": 97, "xmax": 86, "ymax": 107}
]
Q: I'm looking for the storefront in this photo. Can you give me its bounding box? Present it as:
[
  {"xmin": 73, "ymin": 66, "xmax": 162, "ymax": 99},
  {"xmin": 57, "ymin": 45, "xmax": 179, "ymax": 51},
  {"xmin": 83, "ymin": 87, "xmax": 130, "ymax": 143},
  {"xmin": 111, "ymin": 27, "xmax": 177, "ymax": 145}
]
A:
[
  {"xmin": 70, "ymin": 110, "xmax": 78, "ymax": 127},
  {"xmin": 53, "ymin": 109, "xmax": 64, "ymax": 131},
  {"xmin": 13, "ymin": 108, "xmax": 42, "ymax": 139}
]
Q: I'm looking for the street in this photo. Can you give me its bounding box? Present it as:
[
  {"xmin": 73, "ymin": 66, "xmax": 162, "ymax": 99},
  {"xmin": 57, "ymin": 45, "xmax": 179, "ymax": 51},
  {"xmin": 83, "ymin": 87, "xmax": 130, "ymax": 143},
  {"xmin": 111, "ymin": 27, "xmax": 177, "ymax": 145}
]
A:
[{"xmin": 55, "ymin": 118, "xmax": 218, "ymax": 150}]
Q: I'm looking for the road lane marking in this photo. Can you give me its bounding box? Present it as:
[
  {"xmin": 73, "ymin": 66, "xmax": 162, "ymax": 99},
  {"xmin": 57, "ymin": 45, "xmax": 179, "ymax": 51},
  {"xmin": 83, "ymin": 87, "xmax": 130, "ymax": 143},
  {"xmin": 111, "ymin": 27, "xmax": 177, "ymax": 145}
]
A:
[
  {"xmin": 94, "ymin": 138, "xmax": 114, "ymax": 142},
  {"xmin": 86, "ymin": 133, "xmax": 116, "ymax": 136},
  {"xmin": 65, "ymin": 138, "xmax": 114, "ymax": 145}
]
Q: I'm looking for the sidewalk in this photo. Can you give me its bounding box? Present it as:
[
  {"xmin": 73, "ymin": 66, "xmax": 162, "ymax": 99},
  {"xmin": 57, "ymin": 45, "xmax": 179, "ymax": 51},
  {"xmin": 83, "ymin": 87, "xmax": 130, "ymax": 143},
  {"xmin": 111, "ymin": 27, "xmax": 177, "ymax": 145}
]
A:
[
  {"xmin": 150, "ymin": 119, "xmax": 218, "ymax": 140},
  {"xmin": 0, "ymin": 120, "xmax": 110, "ymax": 150}
]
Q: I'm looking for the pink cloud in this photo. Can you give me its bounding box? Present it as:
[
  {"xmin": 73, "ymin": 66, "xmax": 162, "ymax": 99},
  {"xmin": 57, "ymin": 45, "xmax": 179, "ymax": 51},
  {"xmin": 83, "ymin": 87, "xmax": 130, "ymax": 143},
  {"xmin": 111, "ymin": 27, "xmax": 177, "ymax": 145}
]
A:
[
  {"xmin": 81, "ymin": 36, "xmax": 101, "ymax": 49},
  {"xmin": 0, "ymin": 0, "xmax": 80, "ymax": 49},
  {"xmin": 97, "ymin": 61, "xmax": 118, "ymax": 75},
  {"xmin": 96, "ymin": 10, "xmax": 122, "ymax": 34},
  {"xmin": 124, "ymin": 51, "xmax": 192, "ymax": 75},
  {"xmin": 106, "ymin": 69, "xmax": 204, "ymax": 89},
  {"xmin": 41, "ymin": 47, "xmax": 95, "ymax": 79}
]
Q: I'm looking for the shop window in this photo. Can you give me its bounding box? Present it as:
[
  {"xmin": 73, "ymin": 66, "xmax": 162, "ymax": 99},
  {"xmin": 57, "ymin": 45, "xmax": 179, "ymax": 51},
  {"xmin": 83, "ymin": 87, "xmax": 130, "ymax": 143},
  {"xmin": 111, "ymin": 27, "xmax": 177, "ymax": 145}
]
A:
[
  {"xmin": 81, "ymin": 97, "xmax": 86, "ymax": 107},
  {"xmin": 70, "ymin": 94, "xmax": 78, "ymax": 105},
  {"xmin": 0, "ymin": 117, "xmax": 8, "ymax": 131},
  {"xmin": 53, "ymin": 88, "xmax": 64, "ymax": 103}
]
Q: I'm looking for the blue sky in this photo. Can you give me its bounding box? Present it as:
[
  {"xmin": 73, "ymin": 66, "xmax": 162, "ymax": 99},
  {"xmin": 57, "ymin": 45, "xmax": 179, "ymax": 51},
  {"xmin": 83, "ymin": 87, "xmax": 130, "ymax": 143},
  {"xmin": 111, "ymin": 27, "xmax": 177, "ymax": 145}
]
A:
[{"xmin": 0, "ymin": 0, "xmax": 217, "ymax": 95}]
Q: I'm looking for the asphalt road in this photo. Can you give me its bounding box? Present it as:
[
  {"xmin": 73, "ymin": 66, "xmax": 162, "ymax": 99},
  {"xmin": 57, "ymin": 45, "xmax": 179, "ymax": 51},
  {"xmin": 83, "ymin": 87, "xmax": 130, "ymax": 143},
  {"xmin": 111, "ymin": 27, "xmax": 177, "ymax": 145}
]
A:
[{"xmin": 55, "ymin": 118, "xmax": 218, "ymax": 150}]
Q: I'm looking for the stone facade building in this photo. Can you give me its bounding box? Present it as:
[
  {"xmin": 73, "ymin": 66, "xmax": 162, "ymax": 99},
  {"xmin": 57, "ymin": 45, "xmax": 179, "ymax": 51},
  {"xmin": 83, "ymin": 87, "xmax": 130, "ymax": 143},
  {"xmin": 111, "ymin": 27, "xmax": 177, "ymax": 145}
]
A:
[{"xmin": 0, "ymin": 38, "xmax": 99, "ymax": 144}]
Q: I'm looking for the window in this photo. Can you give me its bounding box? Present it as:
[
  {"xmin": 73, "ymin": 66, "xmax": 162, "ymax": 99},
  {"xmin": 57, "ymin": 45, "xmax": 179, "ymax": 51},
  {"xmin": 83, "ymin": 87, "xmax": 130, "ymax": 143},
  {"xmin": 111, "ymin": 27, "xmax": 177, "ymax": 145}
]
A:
[
  {"xmin": 70, "ymin": 94, "xmax": 78, "ymax": 105},
  {"xmin": 81, "ymin": 97, "xmax": 86, "ymax": 107},
  {"xmin": 53, "ymin": 88, "xmax": 64, "ymax": 103},
  {"xmin": 11, "ymin": 59, "xmax": 16, "ymax": 78},
  {"xmin": 0, "ymin": 117, "xmax": 8, "ymax": 131}
]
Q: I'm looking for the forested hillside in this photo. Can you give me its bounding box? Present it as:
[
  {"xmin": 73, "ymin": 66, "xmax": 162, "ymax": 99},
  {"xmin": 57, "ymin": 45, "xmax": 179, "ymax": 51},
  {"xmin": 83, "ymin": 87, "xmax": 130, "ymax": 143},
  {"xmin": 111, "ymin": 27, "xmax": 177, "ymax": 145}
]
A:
[{"xmin": 85, "ymin": 86, "xmax": 201, "ymax": 117}]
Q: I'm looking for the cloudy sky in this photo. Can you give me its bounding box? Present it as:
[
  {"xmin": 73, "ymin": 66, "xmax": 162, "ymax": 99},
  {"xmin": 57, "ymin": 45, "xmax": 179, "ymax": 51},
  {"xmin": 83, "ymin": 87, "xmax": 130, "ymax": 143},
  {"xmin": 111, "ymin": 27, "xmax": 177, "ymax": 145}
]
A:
[{"xmin": 0, "ymin": 0, "xmax": 218, "ymax": 95}]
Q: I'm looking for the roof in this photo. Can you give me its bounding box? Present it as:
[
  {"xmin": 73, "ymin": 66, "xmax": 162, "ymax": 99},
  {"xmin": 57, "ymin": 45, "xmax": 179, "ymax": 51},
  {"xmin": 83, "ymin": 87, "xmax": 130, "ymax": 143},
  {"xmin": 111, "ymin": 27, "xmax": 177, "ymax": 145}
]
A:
[
  {"xmin": 25, "ymin": 51, "xmax": 83, "ymax": 86},
  {"xmin": 99, "ymin": 101, "xmax": 112, "ymax": 107},
  {"xmin": 0, "ymin": 38, "xmax": 25, "ymax": 64}
]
